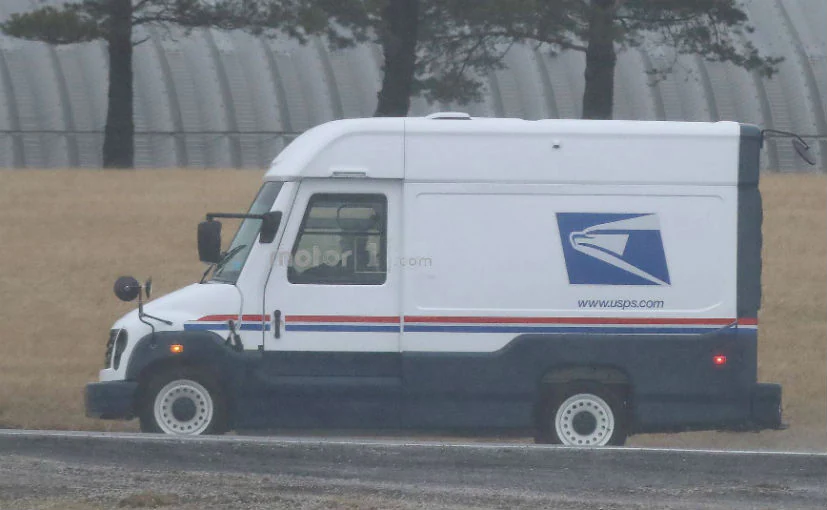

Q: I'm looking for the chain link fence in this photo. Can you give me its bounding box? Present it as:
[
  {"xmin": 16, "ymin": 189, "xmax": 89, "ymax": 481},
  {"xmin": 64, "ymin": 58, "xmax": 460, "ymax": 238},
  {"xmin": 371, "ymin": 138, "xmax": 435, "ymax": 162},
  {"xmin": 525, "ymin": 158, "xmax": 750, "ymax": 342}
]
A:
[{"xmin": 0, "ymin": 130, "xmax": 823, "ymax": 172}]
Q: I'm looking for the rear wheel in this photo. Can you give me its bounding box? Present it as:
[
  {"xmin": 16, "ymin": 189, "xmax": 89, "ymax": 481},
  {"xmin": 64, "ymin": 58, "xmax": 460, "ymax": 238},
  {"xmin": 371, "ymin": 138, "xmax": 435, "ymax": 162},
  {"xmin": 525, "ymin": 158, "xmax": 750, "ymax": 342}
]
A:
[
  {"xmin": 536, "ymin": 382, "xmax": 627, "ymax": 446},
  {"xmin": 139, "ymin": 368, "xmax": 227, "ymax": 435}
]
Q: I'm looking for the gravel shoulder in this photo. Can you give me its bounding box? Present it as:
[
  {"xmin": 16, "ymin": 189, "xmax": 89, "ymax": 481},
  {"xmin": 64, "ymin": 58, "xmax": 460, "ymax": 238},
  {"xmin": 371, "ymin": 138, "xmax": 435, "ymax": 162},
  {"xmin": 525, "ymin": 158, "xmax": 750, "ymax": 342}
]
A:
[{"xmin": 1, "ymin": 432, "xmax": 826, "ymax": 510}]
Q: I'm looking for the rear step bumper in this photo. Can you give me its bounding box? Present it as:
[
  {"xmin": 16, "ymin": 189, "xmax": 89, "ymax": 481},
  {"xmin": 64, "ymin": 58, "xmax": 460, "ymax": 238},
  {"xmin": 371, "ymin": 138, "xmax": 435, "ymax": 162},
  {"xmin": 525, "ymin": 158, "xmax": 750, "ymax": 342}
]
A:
[{"xmin": 750, "ymin": 382, "xmax": 784, "ymax": 430}]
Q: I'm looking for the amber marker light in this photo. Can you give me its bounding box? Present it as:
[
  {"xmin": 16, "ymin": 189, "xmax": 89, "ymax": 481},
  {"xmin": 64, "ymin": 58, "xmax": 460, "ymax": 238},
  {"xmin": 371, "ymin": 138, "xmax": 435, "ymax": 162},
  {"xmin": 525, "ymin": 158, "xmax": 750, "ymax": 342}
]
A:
[{"xmin": 170, "ymin": 344, "xmax": 184, "ymax": 354}]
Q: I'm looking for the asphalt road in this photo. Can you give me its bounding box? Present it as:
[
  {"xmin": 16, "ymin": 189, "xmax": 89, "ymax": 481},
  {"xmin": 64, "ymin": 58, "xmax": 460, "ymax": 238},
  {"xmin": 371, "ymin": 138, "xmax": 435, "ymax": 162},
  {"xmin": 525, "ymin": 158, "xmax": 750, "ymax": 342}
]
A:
[{"xmin": 1, "ymin": 430, "xmax": 826, "ymax": 509}]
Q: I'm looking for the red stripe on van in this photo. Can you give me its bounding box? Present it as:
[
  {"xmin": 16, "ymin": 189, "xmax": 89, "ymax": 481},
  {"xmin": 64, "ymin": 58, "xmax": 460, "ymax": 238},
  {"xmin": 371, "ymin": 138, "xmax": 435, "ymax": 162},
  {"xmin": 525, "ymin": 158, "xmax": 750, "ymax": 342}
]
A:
[
  {"xmin": 241, "ymin": 315, "xmax": 269, "ymax": 322},
  {"xmin": 197, "ymin": 315, "xmax": 270, "ymax": 322},
  {"xmin": 197, "ymin": 315, "xmax": 238, "ymax": 322}
]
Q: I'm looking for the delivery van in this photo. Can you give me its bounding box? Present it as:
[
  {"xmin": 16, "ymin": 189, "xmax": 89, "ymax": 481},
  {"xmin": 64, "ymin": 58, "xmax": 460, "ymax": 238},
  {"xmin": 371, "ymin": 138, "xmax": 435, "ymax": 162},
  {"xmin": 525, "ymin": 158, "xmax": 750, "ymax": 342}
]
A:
[{"xmin": 85, "ymin": 113, "xmax": 792, "ymax": 446}]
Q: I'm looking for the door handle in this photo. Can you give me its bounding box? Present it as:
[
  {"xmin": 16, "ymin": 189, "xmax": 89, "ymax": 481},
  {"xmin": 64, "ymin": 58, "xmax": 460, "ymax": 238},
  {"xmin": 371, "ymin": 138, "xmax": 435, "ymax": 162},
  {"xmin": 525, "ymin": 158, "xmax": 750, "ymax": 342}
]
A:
[{"xmin": 272, "ymin": 310, "xmax": 282, "ymax": 338}]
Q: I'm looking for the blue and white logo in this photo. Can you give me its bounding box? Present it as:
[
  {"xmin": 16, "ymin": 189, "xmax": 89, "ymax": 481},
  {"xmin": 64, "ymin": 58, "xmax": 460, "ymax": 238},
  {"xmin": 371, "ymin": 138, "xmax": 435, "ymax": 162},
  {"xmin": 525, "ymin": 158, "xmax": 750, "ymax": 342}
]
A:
[{"xmin": 556, "ymin": 213, "xmax": 671, "ymax": 286}]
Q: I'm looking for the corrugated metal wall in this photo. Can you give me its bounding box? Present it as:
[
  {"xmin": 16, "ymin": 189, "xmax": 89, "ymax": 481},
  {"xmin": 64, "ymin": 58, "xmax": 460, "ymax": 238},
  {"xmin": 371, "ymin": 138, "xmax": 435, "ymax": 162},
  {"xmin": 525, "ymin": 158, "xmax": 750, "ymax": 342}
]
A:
[{"xmin": 0, "ymin": 0, "xmax": 824, "ymax": 171}]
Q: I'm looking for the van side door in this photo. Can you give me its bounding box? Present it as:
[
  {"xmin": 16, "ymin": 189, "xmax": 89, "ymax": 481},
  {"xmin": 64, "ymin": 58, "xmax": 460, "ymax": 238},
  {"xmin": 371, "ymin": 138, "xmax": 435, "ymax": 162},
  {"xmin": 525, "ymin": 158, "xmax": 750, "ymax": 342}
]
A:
[{"xmin": 253, "ymin": 179, "xmax": 402, "ymax": 428}]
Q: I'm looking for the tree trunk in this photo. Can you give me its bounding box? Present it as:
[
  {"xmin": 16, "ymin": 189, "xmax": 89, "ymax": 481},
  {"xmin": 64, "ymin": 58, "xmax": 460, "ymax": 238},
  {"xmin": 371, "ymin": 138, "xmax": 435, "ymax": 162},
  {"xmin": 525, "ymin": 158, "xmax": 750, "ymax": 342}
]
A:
[
  {"xmin": 102, "ymin": 0, "xmax": 134, "ymax": 168},
  {"xmin": 582, "ymin": 0, "xmax": 618, "ymax": 120},
  {"xmin": 374, "ymin": 0, "xmax": 419, "ymax": 117}
]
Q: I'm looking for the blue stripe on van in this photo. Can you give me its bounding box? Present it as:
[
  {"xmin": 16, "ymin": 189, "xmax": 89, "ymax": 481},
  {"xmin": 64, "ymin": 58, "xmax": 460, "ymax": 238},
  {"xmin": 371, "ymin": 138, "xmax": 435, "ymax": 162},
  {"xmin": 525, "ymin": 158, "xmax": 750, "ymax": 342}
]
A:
[
  {"xmin": 184, "ymin": 315, "xmax": 755, "ymax": 336},
  {"xmin": 184, "ymin": 323, "xmax": 271, "ymax": 332},
  {"xmin": 402, "ymin": 325, "xmax": 729, "ymax": 335},
  {"xmin": 286, "ymin": 325, "xmax": 401, "ymax": 333}
]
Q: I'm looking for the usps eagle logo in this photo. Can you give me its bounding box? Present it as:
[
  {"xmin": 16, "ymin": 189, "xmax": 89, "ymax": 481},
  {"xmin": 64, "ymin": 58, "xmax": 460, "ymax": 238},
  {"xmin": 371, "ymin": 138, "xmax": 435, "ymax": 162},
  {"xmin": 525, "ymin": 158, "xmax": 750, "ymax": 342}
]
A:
[{"xmin": 556, "ymin": 213, "xmax": 671, "ymax": 286}]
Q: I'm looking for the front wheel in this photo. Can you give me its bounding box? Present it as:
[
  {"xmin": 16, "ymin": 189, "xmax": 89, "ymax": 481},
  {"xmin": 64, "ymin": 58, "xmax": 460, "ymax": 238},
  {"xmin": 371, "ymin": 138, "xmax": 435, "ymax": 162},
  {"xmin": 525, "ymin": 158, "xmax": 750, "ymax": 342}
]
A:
[
  {"xmin": 537, "ymin": 383, "xmax": 627, "ymax": 446},
  {"xmin": 139, "ymin": 368, "xmax": 227, "ymax": 436}
]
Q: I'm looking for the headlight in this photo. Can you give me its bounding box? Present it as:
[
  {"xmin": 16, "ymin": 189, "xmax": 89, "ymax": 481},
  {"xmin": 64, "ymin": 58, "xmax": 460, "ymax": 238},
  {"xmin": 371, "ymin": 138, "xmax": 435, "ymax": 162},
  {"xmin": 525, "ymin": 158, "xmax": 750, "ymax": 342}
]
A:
[
  {"xmin": 105, "ymin": 329, "xmax": 118, "ymax": 368},
  {"xmin": 113, "ymin": 329, "xmax": 128, "ymax": 370}
]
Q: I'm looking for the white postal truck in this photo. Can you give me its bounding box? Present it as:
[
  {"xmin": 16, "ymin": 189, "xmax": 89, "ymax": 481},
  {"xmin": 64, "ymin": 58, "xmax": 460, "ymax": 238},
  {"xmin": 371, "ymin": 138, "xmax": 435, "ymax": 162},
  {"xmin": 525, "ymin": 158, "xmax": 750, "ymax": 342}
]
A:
[{"xmin": 86, "ymin": 114, "xmax": 787, "ymax": 446}]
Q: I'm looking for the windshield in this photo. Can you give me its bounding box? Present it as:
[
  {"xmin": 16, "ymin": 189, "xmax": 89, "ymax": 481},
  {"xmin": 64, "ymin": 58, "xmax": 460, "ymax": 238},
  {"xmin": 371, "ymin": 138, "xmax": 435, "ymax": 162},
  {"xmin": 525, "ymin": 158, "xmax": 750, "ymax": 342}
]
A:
[{"xmin": 211, "ymin": 181, "xmax": 283, "ymax": 284}]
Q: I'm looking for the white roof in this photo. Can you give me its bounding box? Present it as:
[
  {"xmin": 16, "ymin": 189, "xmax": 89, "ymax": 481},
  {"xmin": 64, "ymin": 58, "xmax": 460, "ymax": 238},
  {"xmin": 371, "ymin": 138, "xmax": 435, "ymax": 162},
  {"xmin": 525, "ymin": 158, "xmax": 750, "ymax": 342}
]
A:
[{"xmin": 265, "ymin": 116, "xmax": 743, "ymax": 185}]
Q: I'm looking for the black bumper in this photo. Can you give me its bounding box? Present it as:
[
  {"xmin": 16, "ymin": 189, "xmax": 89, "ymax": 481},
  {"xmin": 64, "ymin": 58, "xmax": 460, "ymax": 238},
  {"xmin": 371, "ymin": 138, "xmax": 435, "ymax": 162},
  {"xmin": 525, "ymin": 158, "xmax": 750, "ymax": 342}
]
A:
[
  {"xmin": 85, "ymin": 381, "xmax": 139, "ymax": 420},
  {"xmin": 633, "ymin": 382, "xmax": 784, "ymax": 434},
  {"xmin": 750, "ymin": 382, "xmax": 784, "ymax": 430}
]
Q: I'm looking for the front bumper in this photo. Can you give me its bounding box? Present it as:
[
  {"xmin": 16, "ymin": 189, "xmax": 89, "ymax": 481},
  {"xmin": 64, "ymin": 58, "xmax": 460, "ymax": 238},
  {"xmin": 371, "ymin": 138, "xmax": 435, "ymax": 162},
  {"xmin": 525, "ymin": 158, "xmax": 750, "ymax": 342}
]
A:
[{"xmin": 85, "ymin": 381, "xmax": 139, "ymax": 420}]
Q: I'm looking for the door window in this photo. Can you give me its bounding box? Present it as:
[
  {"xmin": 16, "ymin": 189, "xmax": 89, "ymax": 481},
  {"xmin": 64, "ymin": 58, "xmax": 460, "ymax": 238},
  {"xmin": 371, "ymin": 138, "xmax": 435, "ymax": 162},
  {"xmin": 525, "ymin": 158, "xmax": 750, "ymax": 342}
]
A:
[{"xmin": 288, "ymin": 194, "xmax": 387, "ymax": 285}]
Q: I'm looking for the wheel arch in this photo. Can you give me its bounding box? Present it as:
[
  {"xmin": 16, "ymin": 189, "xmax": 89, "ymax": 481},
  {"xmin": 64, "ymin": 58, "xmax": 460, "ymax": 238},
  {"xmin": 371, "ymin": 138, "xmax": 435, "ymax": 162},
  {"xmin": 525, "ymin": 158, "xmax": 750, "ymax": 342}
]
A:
[
  {"xmin": 126, "ymin": 330, "xmax": 239, "ymax": 382},
  {"xmin": 535, "ymin": 365, "xmax": 635, "ymax": 431},
  {"xmin": 127, "ymin": 331, "xmax": 246, "ymax": 423},
  {"xmin": 535, "ymin": 367, "xmax": 633, "ymax": 446}
]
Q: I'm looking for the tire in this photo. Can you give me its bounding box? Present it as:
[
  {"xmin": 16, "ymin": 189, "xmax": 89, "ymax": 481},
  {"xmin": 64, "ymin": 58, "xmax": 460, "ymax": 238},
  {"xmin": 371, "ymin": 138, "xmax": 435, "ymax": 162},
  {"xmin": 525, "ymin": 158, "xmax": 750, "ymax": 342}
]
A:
[
  {"xmin": 536, "ymin": 382, "xmax": 627, "ymax": 446},
  {"xmin": 138, "ymin": 367, "xmax": 228, "ymax": 436}
]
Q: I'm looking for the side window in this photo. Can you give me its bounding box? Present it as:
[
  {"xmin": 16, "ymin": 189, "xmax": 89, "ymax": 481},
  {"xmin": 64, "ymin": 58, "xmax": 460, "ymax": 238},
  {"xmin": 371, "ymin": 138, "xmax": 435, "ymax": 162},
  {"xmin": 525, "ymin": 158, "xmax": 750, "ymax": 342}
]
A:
[{"xmin": 288, "ymin": 194, "xmax": 387, "ymax": 285}]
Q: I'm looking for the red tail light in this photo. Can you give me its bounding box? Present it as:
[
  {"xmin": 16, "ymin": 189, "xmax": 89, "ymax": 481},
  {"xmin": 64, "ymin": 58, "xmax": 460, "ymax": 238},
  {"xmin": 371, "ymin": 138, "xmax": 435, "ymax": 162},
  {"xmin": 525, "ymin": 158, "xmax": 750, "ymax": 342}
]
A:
[{"xmin": 713, "ymin": 355, "xmax": 727, "ymax": 366}]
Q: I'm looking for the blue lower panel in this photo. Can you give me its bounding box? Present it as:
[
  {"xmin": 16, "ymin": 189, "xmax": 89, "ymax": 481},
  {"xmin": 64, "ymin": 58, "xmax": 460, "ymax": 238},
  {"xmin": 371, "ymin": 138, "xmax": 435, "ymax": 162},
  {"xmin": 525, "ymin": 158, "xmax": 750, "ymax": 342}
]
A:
[
  {"xmin": 226, "ymin": 330, "xmax": 763, "ymax": 434},
  {"xmin": 402, "ymin": 397, "xmax": 533, "ymax": 429},
  {"xmin": 234, "ymin": 396, "xmax": 401, "ymax": 429}
]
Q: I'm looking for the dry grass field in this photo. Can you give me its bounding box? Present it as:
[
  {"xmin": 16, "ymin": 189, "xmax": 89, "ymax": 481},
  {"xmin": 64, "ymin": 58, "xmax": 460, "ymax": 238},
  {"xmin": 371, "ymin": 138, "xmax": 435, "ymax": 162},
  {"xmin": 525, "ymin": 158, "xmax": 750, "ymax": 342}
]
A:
[{"xmin": 0, "ymin": 170, "xmax": 824, "ymax": 450}]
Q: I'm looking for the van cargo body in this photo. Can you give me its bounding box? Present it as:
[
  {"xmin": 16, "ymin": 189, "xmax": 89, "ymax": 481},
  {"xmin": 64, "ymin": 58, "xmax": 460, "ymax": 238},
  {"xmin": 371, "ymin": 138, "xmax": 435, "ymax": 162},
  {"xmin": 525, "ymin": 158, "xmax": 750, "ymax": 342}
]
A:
[{"xmin": 86, "ymin": 116, "xmax": 782, "ymax": 445}]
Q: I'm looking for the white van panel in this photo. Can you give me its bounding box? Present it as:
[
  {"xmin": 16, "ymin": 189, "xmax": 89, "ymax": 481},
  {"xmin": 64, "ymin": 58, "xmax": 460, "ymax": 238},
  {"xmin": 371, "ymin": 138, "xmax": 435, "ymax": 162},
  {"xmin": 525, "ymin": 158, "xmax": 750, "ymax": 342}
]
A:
[
  {"xmin": 403, "ymin": 119, "xmax": 740, "ymax": 185},
  {"xmin": 267, "ymin": 118, "xmax": 405, "ymax": 180},
  {"xmin": 401, "ymin": 183, "xmax": 736, "ymax": 352},
  {"xmin": 264, "ymin": 117, "xmax": 742, "ymax": 185}
]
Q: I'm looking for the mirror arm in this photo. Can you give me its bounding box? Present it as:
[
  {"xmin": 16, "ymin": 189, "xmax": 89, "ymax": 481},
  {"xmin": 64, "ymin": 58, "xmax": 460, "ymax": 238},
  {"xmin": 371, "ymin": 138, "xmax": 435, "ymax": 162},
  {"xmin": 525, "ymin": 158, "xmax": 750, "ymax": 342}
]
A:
[
  {"xmin": 136, "ymin": 292, "xmax": 156, "ymax": 340},
  {"xmin": 206, "ymin": 212, "xmax": 265, "ymax": 221},
  {"xmin": 137, "ymin": 284, "xmax": 172, "ymax": 326},
  {"xmin": 141, "ymin": 312, "xmax": 173, "ymax": 326},
  {"xmin": 761, "ymin": 129, "xmax": 817, "ymax": 166},
  {"xmin": 761, "ymin": 129, "xmax": 810, "ymax": 148}
]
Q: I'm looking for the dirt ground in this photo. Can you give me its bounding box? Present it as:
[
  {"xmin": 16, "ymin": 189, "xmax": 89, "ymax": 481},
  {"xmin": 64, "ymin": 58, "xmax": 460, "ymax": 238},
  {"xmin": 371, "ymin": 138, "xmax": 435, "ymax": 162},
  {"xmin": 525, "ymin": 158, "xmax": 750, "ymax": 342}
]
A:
[
  {"xmin": 2, "ymin": 433, "xmax": 825, "ymax": 510},
  {"xmin": 0, "ymin": 170, "xmax": 824, "ymax": 450}
]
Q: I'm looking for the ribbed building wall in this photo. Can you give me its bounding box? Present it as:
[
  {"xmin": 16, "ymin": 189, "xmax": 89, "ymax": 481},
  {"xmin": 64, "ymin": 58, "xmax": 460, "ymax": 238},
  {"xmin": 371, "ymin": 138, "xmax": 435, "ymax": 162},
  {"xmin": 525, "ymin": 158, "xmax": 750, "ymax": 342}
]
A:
[{"xmin": 0, "ymin": 0, "xmax": 824, "ymax": 171}]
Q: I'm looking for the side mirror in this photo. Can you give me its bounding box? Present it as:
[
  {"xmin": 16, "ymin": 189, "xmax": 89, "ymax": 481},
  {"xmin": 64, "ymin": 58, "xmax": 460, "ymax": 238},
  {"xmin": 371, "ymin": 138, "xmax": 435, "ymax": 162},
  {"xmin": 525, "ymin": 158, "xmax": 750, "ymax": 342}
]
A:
[
  {"xmin": 198, "ymin": 220, "xmax": 222, "ymax": 264},
  {"xmin": 114, "ymin": 276, "xmax": 141, "ymax": 302},
  {"xmin": 792, "ymin": 138, "xmax": 816, "ymax": 166},
  {"xmin": 259, "ymin": 211, "xmax": 282, "ymax": 244}
]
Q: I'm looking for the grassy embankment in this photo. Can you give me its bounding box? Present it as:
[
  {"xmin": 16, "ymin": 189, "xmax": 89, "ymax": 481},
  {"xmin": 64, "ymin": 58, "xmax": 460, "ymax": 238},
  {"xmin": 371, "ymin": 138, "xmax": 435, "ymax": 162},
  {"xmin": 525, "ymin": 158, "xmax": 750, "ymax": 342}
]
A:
[{"xmin": 0, "ymin": 170, "xmax": 824, "ymax": 450}]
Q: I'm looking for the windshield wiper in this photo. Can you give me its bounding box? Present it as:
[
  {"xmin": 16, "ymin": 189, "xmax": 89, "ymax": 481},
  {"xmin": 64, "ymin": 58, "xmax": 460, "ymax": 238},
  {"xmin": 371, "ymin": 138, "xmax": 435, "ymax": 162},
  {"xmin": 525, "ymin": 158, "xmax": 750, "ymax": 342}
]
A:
[{"xmin": 200, "ymin": 244, "xmax": 247, "ymax": 283}]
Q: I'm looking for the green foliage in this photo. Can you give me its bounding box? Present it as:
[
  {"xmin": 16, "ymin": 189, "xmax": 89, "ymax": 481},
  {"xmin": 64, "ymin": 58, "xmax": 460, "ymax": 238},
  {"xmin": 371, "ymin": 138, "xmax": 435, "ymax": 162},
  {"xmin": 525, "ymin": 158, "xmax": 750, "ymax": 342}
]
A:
[
  {"xmin": 414, "ymin": 0, "xmax": 534, "ymax": 104},
  {"xmin": 521, "ymin": 0, "xmax": 783, "ymax": 81},
  {"xmin": 305, "ymin": 0, "xmax": 564, "ymax": 105},
  {"xmin": 1, "ymin": 4, "xmax": 104, "ymax": 44},
  {"xmin": 0, "ymin": 0, "xmax": 339, "ymax": 168},
  {"xmin": 614, "ymin": 0, "xmax": 783, "ymax": 80},
  {"xmin": 0, "ymin": 1, "xmax": 340, "ymax": 45},
  {"xmin": 0, "ymin": 0, "xmax": 783, "ymax": 111},
  {"xmin": 304, "ymin": 0, "xmax": 782, "ymax": 108}
]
